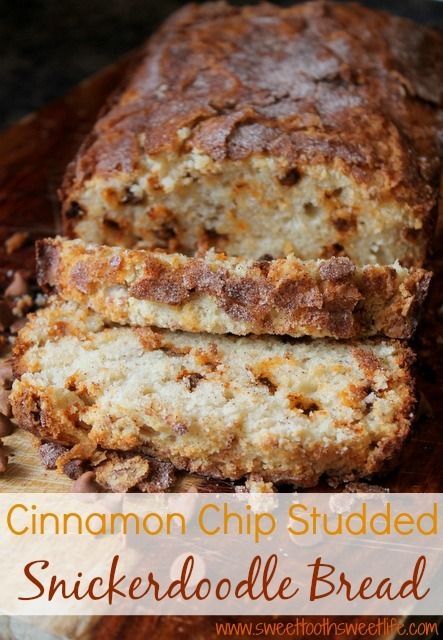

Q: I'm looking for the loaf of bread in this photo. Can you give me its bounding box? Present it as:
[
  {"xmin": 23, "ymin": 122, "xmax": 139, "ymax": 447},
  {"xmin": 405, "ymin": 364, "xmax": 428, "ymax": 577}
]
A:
[
  {"xmin": 11, "ymin": 300, "xmax": 414, "ymax": 486},
  {"xmin": 37, "ymin": 237, "xmax": 431, "ymax": 339},
  {"xmin": 61, "ymin": 1, "xmax": 443, "ymax": 266}
]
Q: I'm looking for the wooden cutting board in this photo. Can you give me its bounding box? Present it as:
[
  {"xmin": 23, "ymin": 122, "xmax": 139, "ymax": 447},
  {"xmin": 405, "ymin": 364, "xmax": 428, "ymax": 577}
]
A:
[{"xmin": 0, "ymin": 52, "xmax": 442, "ymax": 639}]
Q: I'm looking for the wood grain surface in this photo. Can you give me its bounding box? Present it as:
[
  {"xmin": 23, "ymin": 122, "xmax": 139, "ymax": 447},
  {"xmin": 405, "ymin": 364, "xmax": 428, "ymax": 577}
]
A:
[{"xmin": 0, "ymin": 52, "xmax": 442, "ymax": 639}]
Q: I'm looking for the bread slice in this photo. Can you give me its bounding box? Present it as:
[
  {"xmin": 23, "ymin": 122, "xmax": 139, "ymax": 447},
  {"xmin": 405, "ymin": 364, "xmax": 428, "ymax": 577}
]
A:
[
  {"xmin": 11, "ymin": 300, "xmax": 415, "ymax": 486},
  {"xmin": 37, "ymin": 237, "xmax": 431, "ymax": 340},
  {"xmin": 61, "ymin": 2, "xmax": 443, "ymax": 266}
]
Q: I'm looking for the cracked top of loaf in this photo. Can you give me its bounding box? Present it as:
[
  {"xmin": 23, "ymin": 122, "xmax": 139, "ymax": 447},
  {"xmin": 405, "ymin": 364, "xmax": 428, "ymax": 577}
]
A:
[{"xmin": 62, "ymin": 1, "xmax": 443, "ymax": 264}]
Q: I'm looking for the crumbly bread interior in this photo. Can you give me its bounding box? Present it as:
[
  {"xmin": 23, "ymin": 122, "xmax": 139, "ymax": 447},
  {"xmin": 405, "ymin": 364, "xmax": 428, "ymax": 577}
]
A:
[
  {"xmin": 70, "ymin": 154, "xmax": 427, "ymax": 266},
  {"xmin": 11, "ymin": 301, "xmax": 414, "ymax": 486}
]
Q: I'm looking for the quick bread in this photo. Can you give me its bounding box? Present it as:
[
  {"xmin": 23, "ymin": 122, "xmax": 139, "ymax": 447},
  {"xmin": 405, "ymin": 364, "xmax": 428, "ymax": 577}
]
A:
[
  {"xmin": 61, "ymin": 1, "xmax": 443, "ymax": 265},
  {"xmin": 37, "ymin": 237, "xmax": 431, "ymax": 339},
  {"xmin": 11, "ymin": 300, "xmax": 415, "ymax": 486}
]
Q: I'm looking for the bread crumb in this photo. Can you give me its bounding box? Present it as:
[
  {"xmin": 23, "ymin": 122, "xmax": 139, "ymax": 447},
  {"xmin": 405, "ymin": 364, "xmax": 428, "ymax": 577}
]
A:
[
  {"xmin": 95, "ymin": 453, "xmax": 150, "ymax": 492},
  {"xmin": 245, "ymin": 475, "xmax": 275, "ymax": 493}
]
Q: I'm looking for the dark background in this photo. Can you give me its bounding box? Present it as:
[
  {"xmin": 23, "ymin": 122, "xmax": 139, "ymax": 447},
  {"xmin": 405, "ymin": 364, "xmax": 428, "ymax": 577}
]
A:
[{"xmin": 1, "ymin": 0, "xmax": 443, "ymax": 130}]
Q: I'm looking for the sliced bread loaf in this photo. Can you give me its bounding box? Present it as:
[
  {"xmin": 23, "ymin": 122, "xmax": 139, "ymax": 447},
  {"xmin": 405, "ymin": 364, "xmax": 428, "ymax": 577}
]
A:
[
  {"xmin": 61, "ymin": 1, "xmax": 443, "ymax": 265},
  {"xmin": 37, "ymin": 237, "xmax": 431, "ymax": 339},
  {"xmin": 11, "ymin": 300, "xmax": 415, "ymax": 486}
]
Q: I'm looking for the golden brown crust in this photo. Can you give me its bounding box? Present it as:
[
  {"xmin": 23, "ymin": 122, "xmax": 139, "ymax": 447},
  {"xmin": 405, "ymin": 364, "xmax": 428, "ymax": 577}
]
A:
[
  {"xmin": 37, "ymin": 237, "xmax": 432, "ymax": 339},
  {"xmin": 62, "ymin": 0, "xmax": 443, "ymax": 251}
]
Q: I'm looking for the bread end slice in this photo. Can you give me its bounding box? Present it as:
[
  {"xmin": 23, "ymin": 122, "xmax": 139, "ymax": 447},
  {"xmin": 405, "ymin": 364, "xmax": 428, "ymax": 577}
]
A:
[{"xmin": 36, "ymin": 237, "xmax": 432, "ymax": 340}]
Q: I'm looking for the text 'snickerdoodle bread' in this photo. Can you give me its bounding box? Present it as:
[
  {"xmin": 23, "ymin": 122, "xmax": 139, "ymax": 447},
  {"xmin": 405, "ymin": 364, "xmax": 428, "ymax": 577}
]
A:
[
  {"xmin": 37, "ymin": 237, "xmax": 431, "ymax": 339},
  {"xmin": 11, "ymin": 300, "xmax": 415, "ymax": 487},
  {"xmin": 61, "ymin": 1, "xmax": 443, "ymax": 265}
]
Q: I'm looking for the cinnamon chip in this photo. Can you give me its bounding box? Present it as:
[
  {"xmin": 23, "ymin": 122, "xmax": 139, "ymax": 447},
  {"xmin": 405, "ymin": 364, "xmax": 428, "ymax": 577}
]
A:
[
  {"xmin": 5, "ymin": 272, "xmax": 29, "ymax": 298},
  {"xmin": 172, "ymin": 422, "xmax": 188, "ymax": 435},
  {"xmin": 5, "ymin": 232, "xmax": 29, "ymax": 255},
  {"xmin": 137, "ymin": 458, "xmax": 176, "ymax": 492},
  {"xmin": 39, "ymin": 442, "xmax": 68, "ymax": 469},
  {"xmin": 95, "ymin": 453, "xmax": 150, "ymax": 492},
  {"xmin": 72, "ymin": 471, "xmax": 102, "ymax": 493},
  {"xmin": 63, "ymin": 459, "xmax": 86, "ymax": 480}
]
